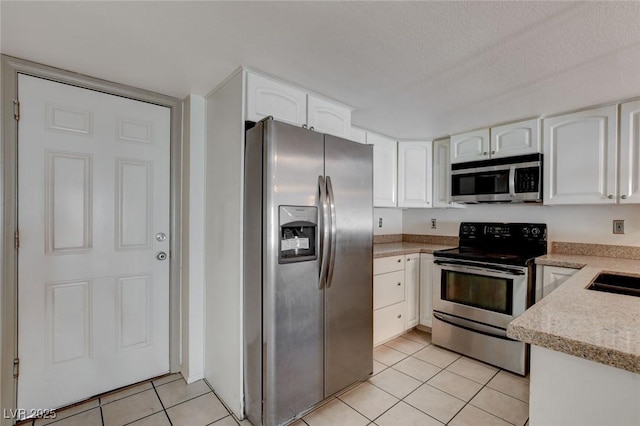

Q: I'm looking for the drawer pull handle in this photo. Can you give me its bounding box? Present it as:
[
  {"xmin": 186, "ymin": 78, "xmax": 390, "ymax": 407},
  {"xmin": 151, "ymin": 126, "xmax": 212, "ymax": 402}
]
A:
[
  {"xmin": 397, "ymin": 259, "xmax": 401, "ymax": 263},
  {"xmin": 397, "ymin": 314, "xmax": 402, "ymax": 319},
  {"xmin": 407, "ymin": 258, "xmax": 411, "ymax": 262},
  {"xmin": 397, "ymin": 282, "xmax": 401, "ymax": 286}
]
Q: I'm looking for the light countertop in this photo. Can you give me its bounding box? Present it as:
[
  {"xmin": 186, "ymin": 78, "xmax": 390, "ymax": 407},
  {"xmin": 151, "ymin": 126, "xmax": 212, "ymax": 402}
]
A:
[
  {"xmin": 507, "ymin": 253, "xmax": 640, "ymax": 374},
  {"xmin": 373, "ymin": 242, "xmax": 455, "ymax": 259}
]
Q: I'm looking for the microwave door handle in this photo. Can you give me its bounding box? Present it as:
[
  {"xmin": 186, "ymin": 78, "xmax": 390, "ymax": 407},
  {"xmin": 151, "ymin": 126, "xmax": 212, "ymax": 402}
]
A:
[{"xmin": 509, "ymin": 165, "xmax": 516, "ymax": 198}]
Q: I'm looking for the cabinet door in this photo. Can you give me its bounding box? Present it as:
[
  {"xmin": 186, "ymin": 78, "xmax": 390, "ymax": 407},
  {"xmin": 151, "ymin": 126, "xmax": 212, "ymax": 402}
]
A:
[
  {"xmin": 398, "ymin": 141, "xmax": 432, "ymax": 208},
  {"xmin": 404, "ymin": 254, "xmax": 420, "ymax": 329},
  {"xmin": 373, "ymin": 302, "xmax": 405, "ymax": 346},
  {"xmin": 373, "ymin": 271, "xmax": 405, "ymax": 310},
  {"xmin": 419, "ymin": 254, "xmax": 434, "ymax": 327},
  {"xmin": 536, "ymin": 265, "xmax": 578, "ymax": 302},
  {"xmin": 491, "ymin": 118, "xmax": 541, "ymax": 159},
  {"xmin": 620, "ymin": 100, "xmax": 640, "ymax": 204},
  {"xmin": 245, "ymin": 72, "xmax": 307, "ymax": 126},
  {"xmin": 306, "ymin": 95, "xmax": 352, "ymax": 138},
  {"xmin": 433, "ymin": 139, "xmax": 452, "ymax": 208},
  {"xmin": 450, "ymin": 129, "xmax": 490, "ymax": 164},
  {"xmin": 349, "ymin": 126, "xmax": 367, "ymax": 144},
  {"xmin": 543, "ymin": 105, "xmax": 617, "ymax": 205},
  {"xmin": 368, "ymin": 133, "xmax": 398, "ymax": 207}
]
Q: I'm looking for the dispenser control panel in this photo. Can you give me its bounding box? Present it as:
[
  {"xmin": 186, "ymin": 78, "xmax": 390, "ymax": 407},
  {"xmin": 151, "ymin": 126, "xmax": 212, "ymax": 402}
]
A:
[{"xmin": 279, "ymin": 206, "xmax": 317, "ymax": 264}]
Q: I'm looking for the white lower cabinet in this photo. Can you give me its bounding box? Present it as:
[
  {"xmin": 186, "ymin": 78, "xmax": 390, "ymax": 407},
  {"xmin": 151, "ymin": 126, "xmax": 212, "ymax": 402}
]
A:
[
  {"xmin": 535, "ymin": 265, "xmax": 579, "ymax": 302},
  {"xmin": 373, "ymin": 255, "xmax": 405, "ymax": 345},
  {"xmin": 419, "ymin": 254, "xmax": 434, "ymax": 327},
  {"xmin": 373, "ymin": 303, "xmax": 405, "ymax": 346},
  {"xmin": 405, "ymin": 254, "xmax": 420, "ymax": 328},
  {"xmin": 373, "ymin": 253, "xmax": 427, "ymax": 346},
  {"xmin": 373, "ymin": 270, "xmax": 404, "ymax": 310}
]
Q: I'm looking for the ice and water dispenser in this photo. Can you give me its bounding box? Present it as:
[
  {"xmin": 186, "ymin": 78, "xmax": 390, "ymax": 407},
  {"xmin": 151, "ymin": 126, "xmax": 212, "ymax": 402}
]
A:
[{"xmin": 279, "ymin": 206, "xmax": 317, "ymax": 264}]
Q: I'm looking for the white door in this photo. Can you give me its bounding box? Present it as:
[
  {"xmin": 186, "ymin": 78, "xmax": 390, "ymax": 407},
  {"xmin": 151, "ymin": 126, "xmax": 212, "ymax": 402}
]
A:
[
  {"xmin": 620, "ymin": 99, "xmax": 640, "ymax": 203},
  {"xmin": 450, "ymin": 128, "xmax": 490, "ymax": 163},
  {"xmin": 17, "ymin": 75, "xmax": 171, "ymax": 413},
  {"xmin": 306, "ymin": 94, "xmax": 351, "ymax": 138},
  {"xmin": 404, "ymin": 254, "xmax": 420, "ymax": 328},
  {"xmin": 490, "ymin": 118, "xmax": 541, "ymax": 159},
  {"xmin": 397, "ymin": 141, "xmax": 432, "ymax": 208},
  {"xmin": 368, "ymin": 132, "xmax": 397, "ymax": 207},
  {"xmin": 543, "ymin": 105, "xmax": 617, "ymax": 205}
]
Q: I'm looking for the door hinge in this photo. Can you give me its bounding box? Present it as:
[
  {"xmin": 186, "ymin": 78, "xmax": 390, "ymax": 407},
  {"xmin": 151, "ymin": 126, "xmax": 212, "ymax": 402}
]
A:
[
  {"xmin": 14, "ymin": 230, "xmax": 19, "ymax": 250},
  {"xmin": 13, "ymin": 358, "xmax": 19, "ymax": 378},
  {"xmin": 13, "ymin": 100, "xmax": 20, "ymax": 121}
]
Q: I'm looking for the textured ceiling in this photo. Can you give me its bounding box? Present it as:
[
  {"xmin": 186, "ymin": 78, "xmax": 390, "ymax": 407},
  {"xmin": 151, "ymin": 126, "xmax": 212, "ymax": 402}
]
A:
[{"xmin": 2, "ymin": 1, "xmax": 640, "ymax": 139}]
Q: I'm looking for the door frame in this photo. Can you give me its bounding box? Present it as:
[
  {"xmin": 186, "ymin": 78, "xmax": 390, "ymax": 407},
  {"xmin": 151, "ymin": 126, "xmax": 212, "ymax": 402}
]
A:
[{"xmin": 0, "ymin": 55, "xmax": 183, "ymax": 423}]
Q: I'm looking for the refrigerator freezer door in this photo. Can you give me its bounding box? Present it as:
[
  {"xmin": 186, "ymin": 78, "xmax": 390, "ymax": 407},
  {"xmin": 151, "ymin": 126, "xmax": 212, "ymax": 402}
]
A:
[
  {"xmin": 264, "ymin": 120, "xmax": 325, "ymax": 425},
  {"xmin": 323, "ymin": 135, "xmax": 374, "ymax": 396}
]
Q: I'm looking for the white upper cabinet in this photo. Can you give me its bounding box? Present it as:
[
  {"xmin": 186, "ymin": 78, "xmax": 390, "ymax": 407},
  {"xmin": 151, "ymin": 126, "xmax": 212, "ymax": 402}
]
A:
[
  {"xmin": 450, "ymin": 128, "xmax": 490, "ymax": 163},
  {"xmin": 543, "ymin": 105, "xmax": 617, "ymax": 205},
  {"xmin": 619, "ymin": 99, "xmax": 640, "ymax": 204},
  {"xmin": 398, "ymin": 141, "xmax": 432, "ymax": 208},
  {"xmin": 245, "ymin": 71, "xmax": 352, "ymax": 138},
  {"xmin": 245, "ymin": 72, "xmax": 307, "ymax": 126},
  {"xmin": 432, "ymin": 138, "xmax": 452, "ymax": 208},
  {"xmin": 306, "ymin": 95, "xmax": 352, "ymax": 138},
  {"xmin": 491, "ymin": 118, "xmax": 541, "ymax": 159},
  {"xmin": 452, "ymin": 120, "xmax": 541, "ymax": 164},
  {"xmin": 368, "ymin": 132, "xmax": 398, "ymax": 207},
  {"xmin": 349, "ymin": 126, "xmax": 367, "ymax": 144}
]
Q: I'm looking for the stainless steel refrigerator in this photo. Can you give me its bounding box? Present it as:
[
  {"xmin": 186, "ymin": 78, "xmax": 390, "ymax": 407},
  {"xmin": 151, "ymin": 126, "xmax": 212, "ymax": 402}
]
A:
[{"xmin": 244, "ymin": 118, "xmax": 373, "ymax": 426}]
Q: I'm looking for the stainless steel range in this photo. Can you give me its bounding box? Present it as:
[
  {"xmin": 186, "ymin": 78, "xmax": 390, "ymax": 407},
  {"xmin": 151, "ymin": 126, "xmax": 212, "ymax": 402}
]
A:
[{"xmin": 432, "ymin": 222, "xmax": 547, "ymax": 375}]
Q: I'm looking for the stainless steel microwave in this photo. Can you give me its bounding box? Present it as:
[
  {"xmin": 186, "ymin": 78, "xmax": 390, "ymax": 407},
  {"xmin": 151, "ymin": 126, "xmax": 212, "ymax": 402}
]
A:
[{"xmin": 451, "ymin": 154, "xmax": 542, "ymax": 203}]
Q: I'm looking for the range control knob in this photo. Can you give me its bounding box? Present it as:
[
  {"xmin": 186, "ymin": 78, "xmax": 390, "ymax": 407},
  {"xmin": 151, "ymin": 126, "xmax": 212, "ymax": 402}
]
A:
[{"xmin": 531, "ymin": 227, "xmax": 540, "ymax": 236}]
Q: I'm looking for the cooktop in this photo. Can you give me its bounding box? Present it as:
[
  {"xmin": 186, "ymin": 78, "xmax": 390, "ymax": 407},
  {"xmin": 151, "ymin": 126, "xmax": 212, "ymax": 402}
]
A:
[{"xmin": 433, "ymin": 222, "xmax": 547, "ymax": 266}]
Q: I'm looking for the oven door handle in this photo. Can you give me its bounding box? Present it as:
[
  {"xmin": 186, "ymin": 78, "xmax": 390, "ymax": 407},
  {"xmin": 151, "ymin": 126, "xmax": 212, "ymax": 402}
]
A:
[
  {"xmin": 434, "ymin": 259, "xmax": 525, "ymax": 276},
  {"xmin": 433, "ymin": 311, "xmax": 516, "ymax": 341}
]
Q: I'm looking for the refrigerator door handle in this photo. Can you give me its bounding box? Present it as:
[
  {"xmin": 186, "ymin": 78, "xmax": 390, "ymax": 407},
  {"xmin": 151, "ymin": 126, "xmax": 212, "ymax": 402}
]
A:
[
  {"xmin": 326, "ymin": 176, "xmax": 337, "ymax": 288},
  {"xmin": 318, "ymin": 175, "xmax": 330, "ymax": 289}
]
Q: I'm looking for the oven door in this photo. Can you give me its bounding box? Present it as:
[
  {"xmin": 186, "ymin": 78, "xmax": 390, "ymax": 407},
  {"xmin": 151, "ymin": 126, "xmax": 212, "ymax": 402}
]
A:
[{"xmin": 433, "ymin": 258, "xmax": 528, "ymax": 330}]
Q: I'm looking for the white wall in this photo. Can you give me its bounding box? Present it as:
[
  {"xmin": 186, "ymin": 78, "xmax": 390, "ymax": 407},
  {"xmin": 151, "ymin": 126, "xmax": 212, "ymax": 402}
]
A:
[
  {"xmin": 404, "ymin": 204, "xmax": 640, "ymax": 246},
  {"xmin": 204, "ymin": 71, "xmax": 244, "ymax": 418},
  {"xmin": 180, "ymin": 95, "xmax": 206, "ymax": 383},
  {"xmin": 374, "ymin": 208, "xmax": 403, "ymax": 235}
]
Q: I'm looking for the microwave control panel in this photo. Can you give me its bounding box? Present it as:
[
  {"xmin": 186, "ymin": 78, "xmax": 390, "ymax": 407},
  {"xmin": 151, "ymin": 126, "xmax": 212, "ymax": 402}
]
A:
[{"xmin": 515, "ymin": 167, "xmax": 540, "ymax": 193}]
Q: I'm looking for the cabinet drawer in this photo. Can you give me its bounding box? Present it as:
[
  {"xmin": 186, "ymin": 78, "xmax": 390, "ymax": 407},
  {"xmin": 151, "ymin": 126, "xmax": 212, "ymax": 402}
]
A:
[
  {"xmin": 374, "ymin": 255, "xmax": 405, "ymax": 275},
  {"xmin": 373, "ymin": 270, "xmax": 405, "ymax": 310},
  {"xmin": 373, "ymin": 302, "xmax": 405, "ymax": 346}
]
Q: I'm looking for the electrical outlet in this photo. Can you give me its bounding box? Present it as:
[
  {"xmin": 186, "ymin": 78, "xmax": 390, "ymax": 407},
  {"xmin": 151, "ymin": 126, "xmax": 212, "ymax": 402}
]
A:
[
  {"xmin": 613, "ymin": 219, "xmax": 625, "ymax": 234},
  {"xmin": 431, "ymin": 218, "xmax": 437, "ymax": 229},
  {"xmin": 378, "ymin": 218, "xmax": 383, "ymax": 228}
]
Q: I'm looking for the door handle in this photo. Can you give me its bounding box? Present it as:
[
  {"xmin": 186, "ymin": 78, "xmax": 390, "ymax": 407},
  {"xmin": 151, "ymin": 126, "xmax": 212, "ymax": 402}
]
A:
[
  {"xmin": 156, "ymin": 252, "xmax": 167, "ymax": 261},
  {"xmin": 318, "ymin": 176, "xmax": 329, "ymax": 290},
  {"xmin": 326, "ymin": 176, "xmax": 337, "ymax": 288}
]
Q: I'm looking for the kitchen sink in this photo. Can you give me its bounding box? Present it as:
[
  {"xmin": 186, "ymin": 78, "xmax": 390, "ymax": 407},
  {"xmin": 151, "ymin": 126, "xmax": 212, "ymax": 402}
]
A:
[{"xmin": 588, "ymin": 272, "xmax": 640, "ymax": 297}]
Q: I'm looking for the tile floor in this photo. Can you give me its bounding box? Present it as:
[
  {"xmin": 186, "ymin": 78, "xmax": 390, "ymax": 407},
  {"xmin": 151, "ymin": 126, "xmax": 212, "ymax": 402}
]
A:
[{"xmin": 17, "ymin": 330, "xmax": 530, "ymax": 426}]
